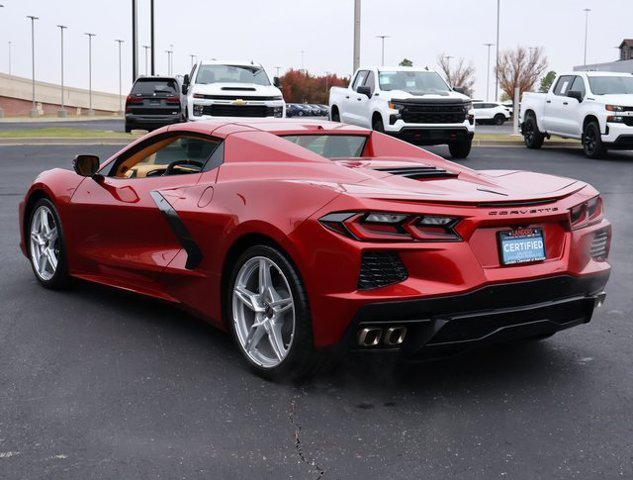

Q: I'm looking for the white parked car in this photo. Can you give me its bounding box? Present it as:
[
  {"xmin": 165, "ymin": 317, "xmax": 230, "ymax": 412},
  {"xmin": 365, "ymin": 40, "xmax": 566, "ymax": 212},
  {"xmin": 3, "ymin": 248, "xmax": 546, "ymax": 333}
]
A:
[
  {"xmin": 473, "ymin": 101, "xmax": 510, "ymax": 125},
  {"xmin": 328, "ymin": 66, "xmax": 475, "ymax": 159},
  {"xmin": 183, "ymin": 60, "xmax": 285, "ymax": 121},
  {"xmin": 520, "ymin": 71, "xmax": 633, "ymax": 158}
]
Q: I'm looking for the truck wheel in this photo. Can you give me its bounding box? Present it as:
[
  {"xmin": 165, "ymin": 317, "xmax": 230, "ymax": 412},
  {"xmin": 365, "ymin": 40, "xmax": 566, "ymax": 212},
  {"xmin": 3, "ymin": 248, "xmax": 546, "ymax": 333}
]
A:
[
  {"xmin": 124, "ymin": 123, "xmax": 131, "ymax": 133},
  {"xmin": 448, "ymin": 137, "xmax": 472, "ymax": 159},
  {"xmin": 494, "ymin": 114, "xmax": 506, "ymax": 125},
  {"xmin": 582, "ymin": 121, "xmax": 607, "ymax": 159},
  {"xmin": 330, "ymin": 107, "xmax": 340, "ymax": 122},
  {"xmin": 522, "ymin": 113, "xmax": 544, "ymax": 149},
  {"xmin": 372, "ymin": 116, "xmax": 385, "ymax": 132}
]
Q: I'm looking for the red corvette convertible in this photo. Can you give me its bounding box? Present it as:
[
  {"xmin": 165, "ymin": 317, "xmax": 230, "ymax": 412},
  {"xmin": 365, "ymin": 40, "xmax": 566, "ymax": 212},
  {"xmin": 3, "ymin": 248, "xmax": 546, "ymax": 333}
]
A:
[{"xmin": 19, "ymin": 119, "xmax": 611, "ymax": 379}]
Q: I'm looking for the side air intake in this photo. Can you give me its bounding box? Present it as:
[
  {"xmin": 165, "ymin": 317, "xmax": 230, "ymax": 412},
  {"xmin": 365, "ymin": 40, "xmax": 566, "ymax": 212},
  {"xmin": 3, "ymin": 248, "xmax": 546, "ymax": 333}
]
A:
[
  {"xmin": 373, "ymin": 165, "xmax": 458, "ymax": 180},
  {"xmin": 358, "ymin": 251, "xmax": 408, "ymax": 290}
]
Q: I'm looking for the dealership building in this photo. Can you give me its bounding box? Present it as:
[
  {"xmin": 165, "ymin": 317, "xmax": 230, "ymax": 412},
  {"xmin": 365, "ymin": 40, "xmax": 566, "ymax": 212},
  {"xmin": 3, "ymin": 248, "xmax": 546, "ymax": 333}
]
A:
[{"xmin": 574, "ymin": 39, "xmax": 633, "ymax": 73}]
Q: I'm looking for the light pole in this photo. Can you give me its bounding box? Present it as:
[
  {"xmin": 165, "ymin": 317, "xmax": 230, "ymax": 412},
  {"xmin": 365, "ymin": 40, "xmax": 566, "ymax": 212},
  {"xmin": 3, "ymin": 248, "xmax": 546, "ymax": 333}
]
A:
[
  {"xmin": 150, "ymin": 0, "xmax": 155, "ymax": 75},
  {"xmin": 376, "ymin": 35, "xmax": 390, "ymax": 66},
  {"xmin": 275, "ymin": 66, "xmax": 281, "ymax": 77},
  {"xmin": 165, "ymin": 47, "xmax": 173, "ymax": 75},
  {"xmin": 0, "ymin": 5, "xmax": 4, "ymax": 117},
  {"xmin": 169, "ymin": 44, "xmax": 173, "ymax": 75},
  {"xmin": 444, "ymin": 55, "xmax": 454, "ymax": 85},
  {"xmin": 27, "ymin": 15, "xmax": 39, "ymax": 117},
  {"xmin": 142, "ymin": 45, "xmax": 150, "ymax": 75},
  {"xmin": 300, "ymin": 50, "xmax": 305, "ymax": 71},
  {"xmin": 583, "ymin": 8, "xmax": 591, "ymax": 65},
  {"xmin": 190, "ymin": 54, "xmax": 196, "ymax": 69},
  {"xmin": 495, "ymin": 0, "xmax": 501, "ymax": 101},
  {"xmin": 115, "ymin": 39, "xmax": 124, "ymax": 114},
  {"xmin": 132, "ymin": 0, "xmax": 138, "ymax": 80},
  {"xmin": 353, "ymin": 0, "xmax": 361, "ymax": 73},
  {"xmin": 85, "ymin": 32, "xmax": 96, "ymax": 116},
  {"xmin": 57, "ymin": 25, "xmax": 68, "ymax": 117},
  {"xmin": 484, "ymin": 43, "xmax": 494, "ymax": 101}
]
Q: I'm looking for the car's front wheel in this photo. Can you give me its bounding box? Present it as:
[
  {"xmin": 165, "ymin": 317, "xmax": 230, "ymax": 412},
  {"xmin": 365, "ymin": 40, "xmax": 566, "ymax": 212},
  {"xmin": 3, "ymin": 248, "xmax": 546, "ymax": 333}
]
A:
[
  {"xmin": 448, "ymin": 137, "xmax": 472, "ymax": 159},
  {"xmin": 522, "ymin": 113, "xmax": 544, "ymax": 149},
  {"xmin": 227, "ymin": 245, "xmax": 323, "ymax": 381},
  {"xmin": 494, "ymin": 114, "xmax": 506, "ymax": 125},
  {"xmin": 27, "ymin": 198, "xmax": 71, "ymax": 289},
  {"xmin": 582, "ymin": 121, "xmax": 607, "ymax": 159}
]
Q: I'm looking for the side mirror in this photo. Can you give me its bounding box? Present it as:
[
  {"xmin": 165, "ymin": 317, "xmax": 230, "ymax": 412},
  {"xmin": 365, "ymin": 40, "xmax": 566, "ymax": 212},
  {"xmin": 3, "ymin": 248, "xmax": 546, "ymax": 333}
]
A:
[
  {"xmin": 568, "ymin": 90, "xmax": 583, "ymax": 102},
  {"xmin": 453, "ymin": 86, "xmax": 466, "ymax": 95},
  {"xmin": 273, "ymin": 76, "xmax": 281, "ymax": 88},
  {"xmin": 357, "ymin": 85, "xmax": 371, "ymax": 97},
  {"xmin": 182, "ymin": 74, "xmax": 190, "ymax": 95},
  {"xmin": 73, "ymin": 154, "xmax": 100, "ymax": 177}
]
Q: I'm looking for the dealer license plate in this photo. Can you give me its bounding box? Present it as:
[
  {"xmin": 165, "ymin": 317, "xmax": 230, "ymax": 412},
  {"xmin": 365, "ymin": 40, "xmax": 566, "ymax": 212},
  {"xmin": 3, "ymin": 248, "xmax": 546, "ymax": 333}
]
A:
[{"xmin": 499, "ymin": 228, "xmax": 546, "ymax": 265}]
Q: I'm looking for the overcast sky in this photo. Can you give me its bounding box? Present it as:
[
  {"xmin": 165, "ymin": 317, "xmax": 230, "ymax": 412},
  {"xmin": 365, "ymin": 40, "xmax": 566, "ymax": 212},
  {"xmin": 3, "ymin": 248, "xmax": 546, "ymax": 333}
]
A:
[{"xmin": 0, "ymin": 0, "xmax": 631, "ymax": 99}]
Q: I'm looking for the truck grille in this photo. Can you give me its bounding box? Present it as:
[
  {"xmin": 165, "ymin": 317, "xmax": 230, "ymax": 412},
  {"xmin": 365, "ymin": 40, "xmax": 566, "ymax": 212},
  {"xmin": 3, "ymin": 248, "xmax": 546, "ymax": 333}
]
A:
[
  {"xmin": 358, "ymin": 251, "xmax": 408, "ymax": 290},
  {"xmin": 394, "ymin": 101, "xmax": 467, "ymax": 124},
  {"xmin": 201, "ymin": 104, "xmax": 271, "ymax": 117}
]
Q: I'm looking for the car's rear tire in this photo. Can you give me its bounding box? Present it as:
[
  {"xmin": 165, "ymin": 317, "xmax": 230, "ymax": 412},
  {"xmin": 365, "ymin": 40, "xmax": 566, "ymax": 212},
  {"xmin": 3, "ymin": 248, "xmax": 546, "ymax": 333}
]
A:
[
  {"xmin": 448, "ymin": 137, "xmax": 472, "ymax": 159},
  {"xmin": 330, "ymin": 107, "xmax": 340, "ymax": 122},
  {"xmin": 124, "ymin": 124, "xmax": 131, "ymax": 133},
  {"xmin": 522, "ymin": 113, "xmax": 545, "ymax": 149},
  {"xmin": 582, "ymin": 121, "xmax": 607, "ymax": 159},
  {"xmin": 226, "ymin": 244, "xmax": 325, "ymax": 382},
  {"xmin": 494, "ymin": 114, "xmax": 506, "ymax": 125},
  {"xmin": 27, "ymin": 198, "xmax": 71, "ymax": 290}
]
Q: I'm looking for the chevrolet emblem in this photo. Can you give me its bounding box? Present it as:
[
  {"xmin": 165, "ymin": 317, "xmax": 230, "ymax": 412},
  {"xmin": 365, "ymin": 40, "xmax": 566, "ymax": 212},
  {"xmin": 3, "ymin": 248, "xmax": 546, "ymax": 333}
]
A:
[{"xmin": 233, "ymin": 99, "xmax": 246, "ymax": 106}]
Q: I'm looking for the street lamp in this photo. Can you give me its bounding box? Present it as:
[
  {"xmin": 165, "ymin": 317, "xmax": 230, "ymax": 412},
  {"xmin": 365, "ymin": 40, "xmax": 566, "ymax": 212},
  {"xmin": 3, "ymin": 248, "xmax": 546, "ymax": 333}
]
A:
[
  {"xmin": 165, "ymin": 48, "xmax": 173, "ymax": 75},
  {"xmin": 115, "ymin": 39, "xmax": 124, "ymax": 114},
  {"xmin": 583, "ymin": 8, "xmax": 591, "ymax": 65},
  {"xmin": 444, "ymin": 55, "xmax": 454, "ymax": 85},
  {"xmin": 27, "ymin": 15, "xmax": 39, "ymax": 117},
  {"xmin": 353, "ymin": 0, "xmax": 361, "ymax": 72},
  {"xmin": 275, "ymin": 66, "xmax": 281, "ymax": 77},
  {"xmin": 85, "ymin": 32, "xmax": 96, "ymax": 116},
  {"xmin": 376, "ymin": 35, "xmax": 390, "ymax": 66},
  {"xmin": 484, "ymin": 43, "xmax": 494, "ymax": 102},
  {"xmin": 142, "ymin": 45, "xmax": 150, "ymax": 75},
  {"xmin": 495, "ymin": 0, "xmax": 501, "ymax": 101},
  {"xmin": 190, "ymin": 54, "xmax": 196, "ymax": 69},
  {"xmin": 57, "ymin": 25, "xmax": 68, "ymax": 117}
]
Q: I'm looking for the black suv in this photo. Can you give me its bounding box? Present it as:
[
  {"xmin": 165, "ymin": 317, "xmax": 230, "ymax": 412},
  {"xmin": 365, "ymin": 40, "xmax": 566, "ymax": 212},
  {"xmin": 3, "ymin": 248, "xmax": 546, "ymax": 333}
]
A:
[{"xmin": 125, "ymin": 76, "xmax": 187, "ymax": 132}]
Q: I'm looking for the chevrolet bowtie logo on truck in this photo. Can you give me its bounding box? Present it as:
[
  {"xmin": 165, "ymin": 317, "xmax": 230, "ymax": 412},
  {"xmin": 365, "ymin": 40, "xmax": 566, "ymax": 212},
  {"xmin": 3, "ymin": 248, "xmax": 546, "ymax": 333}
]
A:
[
  {"xmin": 489, "ymin": 207, "xmax": 559, "ymax": 216},
  {"xmin": 233, "ymin": 99, "xmax": 246, "ymax": 106}
]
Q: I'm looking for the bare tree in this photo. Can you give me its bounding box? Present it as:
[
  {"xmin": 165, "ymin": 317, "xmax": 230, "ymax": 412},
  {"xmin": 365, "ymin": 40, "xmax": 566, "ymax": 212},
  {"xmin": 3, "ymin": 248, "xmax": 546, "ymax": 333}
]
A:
[
  {"xmin": 437, "ymin": 54, "xmax": 476, "ymax": 97},
  {"xmin": 496, "ymin": 46, "xmax": 548, "ymax": 100}
]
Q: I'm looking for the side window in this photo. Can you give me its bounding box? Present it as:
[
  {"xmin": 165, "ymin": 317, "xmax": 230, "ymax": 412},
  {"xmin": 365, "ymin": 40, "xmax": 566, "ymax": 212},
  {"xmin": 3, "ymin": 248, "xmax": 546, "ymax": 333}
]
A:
[
  {"xmin": 111, "ymin": 134, "xmax": 221, "ymax": 179},
  {"xmin": 363, "ymin": 71, "xmax": 376, "ymax": 94},
  {"xmin": 351, "ymin": 71, "xmax": 368, "ymax": 91},
  {"xmin": 553, "ymin": 75, "xmax": 573, "ymax": 96},
  {"xmin": 570, "ymin": 76, "xmax": 586, "ymax": 96},
  {"xmin": 473, "ymin": 103, "xmax": 483, "ymax": 109}
]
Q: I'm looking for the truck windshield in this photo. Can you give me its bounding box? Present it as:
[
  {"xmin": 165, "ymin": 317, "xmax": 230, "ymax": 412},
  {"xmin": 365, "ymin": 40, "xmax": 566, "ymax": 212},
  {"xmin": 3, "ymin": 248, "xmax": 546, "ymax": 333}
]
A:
[
  {"xmin": 281, "ymin": 135, "xmax": 367, "ymax": 158},
  {"xmin": 378, "ymin": 70, "xmax": 451, "ymax": 94},
  {"xmin": 195, "ymin": 65, "xmax": 270, "ymax": 86},
  {"xmin": 588, "ymin": 76, "xmax": 633, "ymax": 95}
]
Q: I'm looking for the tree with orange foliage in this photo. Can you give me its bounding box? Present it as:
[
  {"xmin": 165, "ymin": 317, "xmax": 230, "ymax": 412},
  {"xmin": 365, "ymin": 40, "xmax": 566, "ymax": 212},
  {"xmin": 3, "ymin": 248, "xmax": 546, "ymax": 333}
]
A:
[
  {"xmin": 280, "ymin": 69, "xmax": 349, "ymax": 104},
  {"xmin": 496, "ymin": 46, "xmax": 548, "ymax": 101}
]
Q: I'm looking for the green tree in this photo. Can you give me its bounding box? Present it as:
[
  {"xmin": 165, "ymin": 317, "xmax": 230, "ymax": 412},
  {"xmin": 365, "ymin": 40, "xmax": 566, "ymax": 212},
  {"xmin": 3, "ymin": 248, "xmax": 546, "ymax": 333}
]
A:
[
  {"xmin": 539, "ymin": 70, "xmax": 557, "ymax": 92},
  {"xmin": 399, "ymin": 58, "xmax": 413, "ymax": 67}
]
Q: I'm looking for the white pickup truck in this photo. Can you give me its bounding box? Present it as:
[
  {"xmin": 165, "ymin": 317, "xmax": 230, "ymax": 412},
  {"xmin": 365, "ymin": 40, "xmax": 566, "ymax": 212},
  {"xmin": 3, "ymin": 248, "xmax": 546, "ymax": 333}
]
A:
[
  {"xmin": 520, "ymin": 71, "xmax": 633, "ymax": 158},
  {"xmin": 182, "ymin": 60, "xmax": 285, "ymax": 121},
  {"xmin": 329, "ymin": 66, "xmax": 475, "ymax": 158}
]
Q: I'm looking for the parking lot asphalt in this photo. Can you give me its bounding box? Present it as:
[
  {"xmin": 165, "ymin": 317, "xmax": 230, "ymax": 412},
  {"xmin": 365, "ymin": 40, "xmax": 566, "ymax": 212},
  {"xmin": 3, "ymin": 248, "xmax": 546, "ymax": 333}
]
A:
[{"xmin": 0, "ymin": 143, "xmax": 632, "ymax": 479}]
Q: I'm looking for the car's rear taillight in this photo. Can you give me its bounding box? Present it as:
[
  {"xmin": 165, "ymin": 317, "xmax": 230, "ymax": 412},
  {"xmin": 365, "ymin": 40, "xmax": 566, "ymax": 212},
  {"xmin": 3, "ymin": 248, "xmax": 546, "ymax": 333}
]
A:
[
  {"xmin": 320, "ymin": 211, "xmax": 461, "ymax": 242},
  {"xmin": 165, "ymin": 95, "xmax": 180, "ymax": 104},
  {"xmin": 570, "ymin": 196, "xmax": 604, "ymax": 229},
  {"xmin": 126, "ymin": 94, "xmax": 143, "ymax": 105}
]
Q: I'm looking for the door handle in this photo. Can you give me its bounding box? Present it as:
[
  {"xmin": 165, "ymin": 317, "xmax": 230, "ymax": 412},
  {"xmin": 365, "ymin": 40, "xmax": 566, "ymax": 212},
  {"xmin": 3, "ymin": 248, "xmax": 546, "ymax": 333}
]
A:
[
  {"xmin": 563, "ymin": 101, "xmax": 569, "ymax": 105},
  {"xmin": 546, "ymin": 100, "xmax": 551, "ymax": 104},
  {"xmin": 345, "ymin": 95, "xmax": 350, "ymax": 99},
  {"xmin": 357, "ymin": 97, "xmax": 362, "ymax": 101}
]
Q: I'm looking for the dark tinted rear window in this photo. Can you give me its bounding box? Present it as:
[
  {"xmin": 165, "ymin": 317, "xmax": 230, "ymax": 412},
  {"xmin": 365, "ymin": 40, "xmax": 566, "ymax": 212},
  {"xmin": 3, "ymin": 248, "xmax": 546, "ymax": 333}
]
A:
[
  {"xmin": 282, "ymin": 135, "xmax": 367, "ymax": 158},
  {"xmin": 131, "ymin": 79, "xmax": 177, "ymax": 95}
]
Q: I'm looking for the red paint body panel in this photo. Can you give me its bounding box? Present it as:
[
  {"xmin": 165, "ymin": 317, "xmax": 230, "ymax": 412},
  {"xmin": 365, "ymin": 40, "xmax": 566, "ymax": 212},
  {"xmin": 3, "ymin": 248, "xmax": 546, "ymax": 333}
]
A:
[{"xmin": 19, "ymin": 120, "xmax": 611, "ymax": 349}]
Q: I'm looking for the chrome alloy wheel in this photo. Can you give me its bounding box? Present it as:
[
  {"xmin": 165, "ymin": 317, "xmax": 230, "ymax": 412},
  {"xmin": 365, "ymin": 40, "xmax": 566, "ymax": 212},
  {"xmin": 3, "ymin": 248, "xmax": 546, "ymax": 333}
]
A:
[
  {"xmin": 29, "ymin": 205, "xmax": 59, "ymax": 281},
  {"xmin": 232, "ymin": 256, "xmax": 295, "ymax": 368}
]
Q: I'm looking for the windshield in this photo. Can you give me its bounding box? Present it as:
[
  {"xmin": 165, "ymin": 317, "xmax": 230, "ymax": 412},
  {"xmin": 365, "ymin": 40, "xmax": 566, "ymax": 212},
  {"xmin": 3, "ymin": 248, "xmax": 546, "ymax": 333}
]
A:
[
  {"xmin": 282, "ymin": 135, "xmax": 367, "ymax": 158},
  {"xmin": 195, "ymin": 65, "xmax": 270, "ymax": 86},
  {"xmin": 378, "ymin": 70, "xmax": 451, "ymax": 94},
  {"xmin": 588, "ymin": 76, "xmax": 633, "ymax": 95},
  {"xmin": 131, "ymin": 79, "xmax": 177, "ymax": 95}
]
